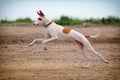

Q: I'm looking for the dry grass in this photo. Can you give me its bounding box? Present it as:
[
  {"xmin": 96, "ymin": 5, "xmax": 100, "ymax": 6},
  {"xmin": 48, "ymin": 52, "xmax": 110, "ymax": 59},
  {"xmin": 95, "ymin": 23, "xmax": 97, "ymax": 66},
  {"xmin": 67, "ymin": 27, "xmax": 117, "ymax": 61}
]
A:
[{"xmin": 0, "ymin": 25, "xmax": 120, "ymax": 80}]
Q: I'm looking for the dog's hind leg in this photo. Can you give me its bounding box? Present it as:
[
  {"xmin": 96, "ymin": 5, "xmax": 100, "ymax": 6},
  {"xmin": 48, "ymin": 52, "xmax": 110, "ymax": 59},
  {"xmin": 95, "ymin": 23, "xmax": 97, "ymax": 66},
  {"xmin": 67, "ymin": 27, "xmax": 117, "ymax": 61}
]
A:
[
  {"xmin": 74, "ymin": 40, "xmax": 91, "ymax": 67},
  {"xmin": 91, "ymin": 49, "xmax": 109, "ymax": 63},
  {"xmin": 74, "ymin": 40, "xmax": 84, "ymax": 50},
  {"xmin": 74, "ymin": 40, "xmax": 90, "ymax": 60}
]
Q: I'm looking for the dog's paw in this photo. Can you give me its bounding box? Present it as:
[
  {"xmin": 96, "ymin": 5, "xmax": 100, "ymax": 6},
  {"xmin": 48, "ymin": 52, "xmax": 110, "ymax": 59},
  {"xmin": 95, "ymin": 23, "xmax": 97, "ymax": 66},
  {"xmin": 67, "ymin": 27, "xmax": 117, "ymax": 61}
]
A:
[
  {"xmin": 82, "ymin": 62, "xmax": 90, "ymax": 68},
  {"xmin": 105, "ymin": 60, "xmax": 109, "ymax": 64},
  {"xmin": 44, "ymin": 47, "xmax": 47, "ymax": 50},
  {"xmin": 28, "ymin": 44, "xmax": 33, "ymax": 47}
]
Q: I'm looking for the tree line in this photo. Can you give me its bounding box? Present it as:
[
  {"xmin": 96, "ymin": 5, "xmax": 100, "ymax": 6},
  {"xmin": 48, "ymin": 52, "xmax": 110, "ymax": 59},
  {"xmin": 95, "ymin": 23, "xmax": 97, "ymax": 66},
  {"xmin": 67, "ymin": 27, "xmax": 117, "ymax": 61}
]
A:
[
  {"xmin": 54, "ymin": 16, "xmax": 120, "ymax": 25},
  {"xmin": 0, "ymin": 16, "xmax": 120, "ymax": 25}
]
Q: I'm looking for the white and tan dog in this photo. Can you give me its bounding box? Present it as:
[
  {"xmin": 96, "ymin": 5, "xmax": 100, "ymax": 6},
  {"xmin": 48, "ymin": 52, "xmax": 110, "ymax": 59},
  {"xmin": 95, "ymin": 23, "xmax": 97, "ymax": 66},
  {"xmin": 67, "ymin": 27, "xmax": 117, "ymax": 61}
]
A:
[{"xmin": 29, "ymin": 10, "xmax": 109, "ymax": 66}]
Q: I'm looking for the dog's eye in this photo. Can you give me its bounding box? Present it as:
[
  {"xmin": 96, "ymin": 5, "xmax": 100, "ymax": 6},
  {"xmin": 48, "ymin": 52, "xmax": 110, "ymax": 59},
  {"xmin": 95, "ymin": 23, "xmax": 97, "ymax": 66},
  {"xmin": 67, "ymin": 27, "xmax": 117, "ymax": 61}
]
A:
[{"xmin": 38, "ymin": 18, "xmax": 42, "ymax": 21}]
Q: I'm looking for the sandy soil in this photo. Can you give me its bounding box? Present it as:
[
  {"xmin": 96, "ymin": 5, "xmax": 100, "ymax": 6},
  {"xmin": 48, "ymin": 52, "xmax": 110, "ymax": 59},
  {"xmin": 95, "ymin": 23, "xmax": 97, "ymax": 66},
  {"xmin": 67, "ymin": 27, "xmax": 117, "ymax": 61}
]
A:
[{"xmin": 0, "ymin": 25, "xmax": 120, "ymax": 80}]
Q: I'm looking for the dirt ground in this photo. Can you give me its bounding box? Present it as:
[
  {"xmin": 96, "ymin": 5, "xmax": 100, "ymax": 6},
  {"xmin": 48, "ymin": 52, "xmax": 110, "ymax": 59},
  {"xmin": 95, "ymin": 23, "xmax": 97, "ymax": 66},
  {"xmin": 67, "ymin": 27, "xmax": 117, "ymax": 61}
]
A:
[{"xmin": 0, "ymin": 25, "xmax": 120, "ymax": 80}]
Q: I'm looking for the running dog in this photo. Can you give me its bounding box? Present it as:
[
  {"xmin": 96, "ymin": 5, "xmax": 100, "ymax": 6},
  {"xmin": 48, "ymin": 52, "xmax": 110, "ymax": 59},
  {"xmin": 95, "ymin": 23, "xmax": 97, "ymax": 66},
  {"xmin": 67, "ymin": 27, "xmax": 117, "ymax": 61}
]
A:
[{"xmin": 29, "ymin": 10, "xmax": 109, "ymax": 67}]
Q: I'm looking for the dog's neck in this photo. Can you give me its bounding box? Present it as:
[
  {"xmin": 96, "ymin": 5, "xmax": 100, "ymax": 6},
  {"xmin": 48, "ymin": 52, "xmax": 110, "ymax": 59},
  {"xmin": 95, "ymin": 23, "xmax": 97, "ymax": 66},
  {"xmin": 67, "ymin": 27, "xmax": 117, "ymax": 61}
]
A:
[
  {"xmin": 43, "ymin": 18, "xmax": 53, "ymax": 28},
  {"xmin": 44, "ymin": 21, "xmax": 53, "ymax": 28}
]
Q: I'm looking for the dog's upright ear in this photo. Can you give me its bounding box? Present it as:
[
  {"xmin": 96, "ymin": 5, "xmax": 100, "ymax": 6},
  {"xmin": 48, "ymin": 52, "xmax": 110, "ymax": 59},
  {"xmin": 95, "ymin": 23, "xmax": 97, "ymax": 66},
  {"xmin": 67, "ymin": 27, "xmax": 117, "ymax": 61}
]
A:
[{"xmin": 37, "ymin": 10, "xmax": 45, "ymax": 17}]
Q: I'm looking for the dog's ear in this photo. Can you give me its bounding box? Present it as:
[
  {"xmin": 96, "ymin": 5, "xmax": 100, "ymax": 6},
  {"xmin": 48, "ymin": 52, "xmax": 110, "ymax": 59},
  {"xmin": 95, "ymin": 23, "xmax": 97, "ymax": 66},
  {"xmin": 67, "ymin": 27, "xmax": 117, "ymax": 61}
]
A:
[
  {"xmin": 37, "ymin": 11, "xmax": 40, "ymax": 16},
  {"xmin": 37, "ymin": 10, "xmax": 45, "ymax": 17}
]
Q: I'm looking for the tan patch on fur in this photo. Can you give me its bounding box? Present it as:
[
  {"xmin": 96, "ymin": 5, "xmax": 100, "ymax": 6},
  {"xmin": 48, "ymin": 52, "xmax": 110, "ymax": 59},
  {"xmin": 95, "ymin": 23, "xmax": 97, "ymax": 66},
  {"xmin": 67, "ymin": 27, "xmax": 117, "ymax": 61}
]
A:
[
  {"xmin": 85, "ymin": 35, "xmax": 90, "ymax": 38},
  {"xmin": 63, "ymin": 27, "xmax": 71, "ymax": 34},
  {"xmin": 74, "ymin": 40, "xmax": 84, "ymax": 50}
]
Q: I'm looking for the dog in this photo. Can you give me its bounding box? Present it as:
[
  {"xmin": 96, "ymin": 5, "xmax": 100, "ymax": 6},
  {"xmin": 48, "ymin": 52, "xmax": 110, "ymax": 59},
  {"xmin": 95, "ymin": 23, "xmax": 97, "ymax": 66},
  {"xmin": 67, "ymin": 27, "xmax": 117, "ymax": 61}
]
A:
[{"xmin": 28, "ymin": 10, "xmax": 109, "ymax": 67}]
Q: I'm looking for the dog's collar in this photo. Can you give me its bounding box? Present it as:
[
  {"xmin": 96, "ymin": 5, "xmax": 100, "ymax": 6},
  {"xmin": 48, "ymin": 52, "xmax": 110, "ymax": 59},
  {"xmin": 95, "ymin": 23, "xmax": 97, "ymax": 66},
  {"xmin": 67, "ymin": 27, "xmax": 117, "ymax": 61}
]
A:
[{"xmin": 44, "ymin": 21, "xmax": 53, "ymax": 28}]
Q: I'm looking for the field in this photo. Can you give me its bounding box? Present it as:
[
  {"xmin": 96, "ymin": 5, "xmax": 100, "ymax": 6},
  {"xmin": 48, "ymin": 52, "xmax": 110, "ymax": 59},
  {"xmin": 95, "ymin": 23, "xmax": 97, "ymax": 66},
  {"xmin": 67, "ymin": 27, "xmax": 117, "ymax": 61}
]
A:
[{"xmin": 0, "ymin": 25, "xmax": 120, "ymax": 80}]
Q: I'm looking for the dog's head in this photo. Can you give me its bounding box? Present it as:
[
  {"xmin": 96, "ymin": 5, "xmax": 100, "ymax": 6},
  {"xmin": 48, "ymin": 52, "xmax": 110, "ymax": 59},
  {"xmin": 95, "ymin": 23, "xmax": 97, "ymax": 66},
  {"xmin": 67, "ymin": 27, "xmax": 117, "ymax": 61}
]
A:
[{"xmin": 33, "ymin": 10, "xmax": 46, "ymax": 26}]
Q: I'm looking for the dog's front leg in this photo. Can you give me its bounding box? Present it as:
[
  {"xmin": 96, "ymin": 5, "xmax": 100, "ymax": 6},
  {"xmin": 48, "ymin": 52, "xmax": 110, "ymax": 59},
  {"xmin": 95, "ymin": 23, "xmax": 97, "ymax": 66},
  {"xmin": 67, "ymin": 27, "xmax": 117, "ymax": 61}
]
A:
[
  {"xmin": 42, "ymin": 37, "xmax": 58, "ymax": 44},
  {"xmin": 28, "ymin": 38, "xmax": 44, "ymax": 47}
]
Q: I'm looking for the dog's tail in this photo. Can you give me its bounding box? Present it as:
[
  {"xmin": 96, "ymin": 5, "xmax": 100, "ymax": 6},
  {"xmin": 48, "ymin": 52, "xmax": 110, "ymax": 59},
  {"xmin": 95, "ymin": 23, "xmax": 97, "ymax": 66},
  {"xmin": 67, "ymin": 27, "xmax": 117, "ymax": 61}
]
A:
[{"xmin": 85, "ymin": 29, "xmax": 100, "ymax": 38}]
